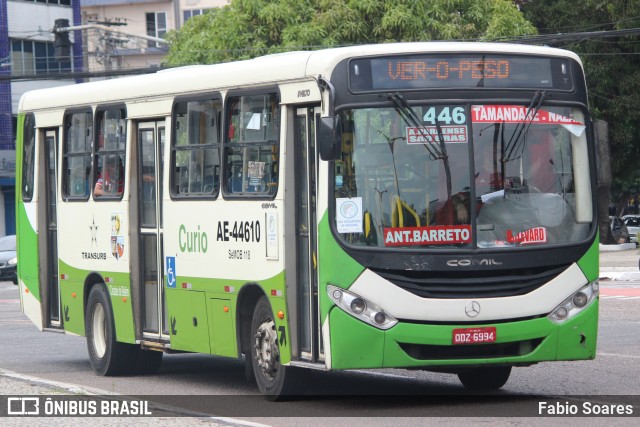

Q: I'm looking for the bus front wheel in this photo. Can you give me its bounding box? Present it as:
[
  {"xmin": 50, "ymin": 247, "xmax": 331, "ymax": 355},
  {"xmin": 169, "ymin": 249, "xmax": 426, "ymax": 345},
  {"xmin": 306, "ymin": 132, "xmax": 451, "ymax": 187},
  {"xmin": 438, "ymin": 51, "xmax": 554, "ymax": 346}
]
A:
[
  {"xmin": 250, "ymin": 296, "xmax": 299, "ymax": 400},
  {"xmin": 457, "ymin": 366, "xmax": 511, "ymax": 390},
  {"xmin": 85, "ymin": 285, "xmax": 137, "ymax": 376}
]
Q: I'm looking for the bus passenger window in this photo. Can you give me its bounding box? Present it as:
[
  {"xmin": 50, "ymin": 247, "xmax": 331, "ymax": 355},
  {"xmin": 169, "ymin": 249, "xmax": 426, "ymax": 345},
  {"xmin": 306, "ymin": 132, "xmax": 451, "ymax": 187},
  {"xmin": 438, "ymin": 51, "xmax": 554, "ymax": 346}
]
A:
[
  {"xmin": 62, "ymin": 111, "xmax": 92, "ymax": 199},
  {"xmin": 94, "ymin": 155, "xmax": 124, "ymax": 197},
  {"xmin": 223, "ymin": 93, "xmax": 279, "ymax": 196},
  {"xmin": 22, "ymin": 114, "xmax": 36, "ymax": 201},
  {"xmin": 93, "ymin": 108, "xmax": 126, "ymax": 199},
  {"xmin": 171, "ymin": 98, "xmax": 221, "ymax": 197}
]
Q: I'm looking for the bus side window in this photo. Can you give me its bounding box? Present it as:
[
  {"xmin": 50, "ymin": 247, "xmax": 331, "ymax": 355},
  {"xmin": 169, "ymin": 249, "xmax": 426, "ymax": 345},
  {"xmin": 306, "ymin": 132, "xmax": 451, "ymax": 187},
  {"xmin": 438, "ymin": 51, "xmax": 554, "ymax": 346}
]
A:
[
  {"xmin": 62, "ymin": 110, "xmax": 92, "ymax": 200},
  {"xmin": 223, "ymin": 93, "xmax": 279, "ymax": 196},
  {"xmin": 93, "ymin": 108, "xmax": 126, "ymax": 199},
  {"xmin": 171, "ymin": 98, "xmax": 221, "ymax": 197}
]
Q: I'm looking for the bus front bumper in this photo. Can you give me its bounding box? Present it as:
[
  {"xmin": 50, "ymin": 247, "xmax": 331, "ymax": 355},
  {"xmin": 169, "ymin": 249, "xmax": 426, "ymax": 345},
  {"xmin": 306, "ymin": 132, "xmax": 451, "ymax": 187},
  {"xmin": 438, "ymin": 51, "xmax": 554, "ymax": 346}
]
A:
[{"xmin": 327, "ymin": 298, "xmax": 598, "ymax": 370}]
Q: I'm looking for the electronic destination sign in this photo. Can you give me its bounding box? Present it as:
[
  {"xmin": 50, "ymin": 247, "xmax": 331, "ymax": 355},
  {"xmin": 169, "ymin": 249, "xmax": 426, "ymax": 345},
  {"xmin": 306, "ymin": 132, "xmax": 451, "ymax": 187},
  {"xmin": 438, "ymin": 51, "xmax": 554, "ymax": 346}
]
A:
[{"xmin": 348, "ymin": 54, "xmax": 574, "ymax": 92}]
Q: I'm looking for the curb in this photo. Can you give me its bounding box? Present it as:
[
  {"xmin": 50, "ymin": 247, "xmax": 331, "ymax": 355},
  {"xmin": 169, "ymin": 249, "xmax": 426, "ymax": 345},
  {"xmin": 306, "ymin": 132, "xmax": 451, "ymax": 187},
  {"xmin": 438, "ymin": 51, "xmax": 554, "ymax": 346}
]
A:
[
  {"xmin": 599, "ymin": 243, "xmax": 637, "ymax": 252},
  {"xmin": 599, "ymin": 271, "xmax": 640, "ymax": 281}
]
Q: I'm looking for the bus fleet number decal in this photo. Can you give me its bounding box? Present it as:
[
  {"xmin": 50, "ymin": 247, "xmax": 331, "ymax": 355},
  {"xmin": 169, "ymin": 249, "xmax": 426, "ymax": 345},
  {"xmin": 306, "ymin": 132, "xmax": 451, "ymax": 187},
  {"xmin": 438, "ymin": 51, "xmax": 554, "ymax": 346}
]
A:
[{"xmin": 217, "ymin": 220, "xmax": 261, "ymax": 243}]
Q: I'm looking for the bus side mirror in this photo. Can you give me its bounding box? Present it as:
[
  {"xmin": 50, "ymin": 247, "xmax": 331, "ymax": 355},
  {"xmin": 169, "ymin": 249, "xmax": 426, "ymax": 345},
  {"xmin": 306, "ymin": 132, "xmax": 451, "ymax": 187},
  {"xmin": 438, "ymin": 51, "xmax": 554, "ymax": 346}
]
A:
[{"xmin": 318, "ymin": 116, "xmax": 341, "ymax": 161}]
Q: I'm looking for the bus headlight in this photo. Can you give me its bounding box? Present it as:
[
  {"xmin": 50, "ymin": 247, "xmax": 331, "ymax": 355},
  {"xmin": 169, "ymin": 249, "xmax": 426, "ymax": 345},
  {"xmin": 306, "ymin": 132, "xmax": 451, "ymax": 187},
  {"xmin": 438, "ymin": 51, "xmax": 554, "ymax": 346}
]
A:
[
  {"xmin": 327, "ymin": 284, "xmax": 398, "ymax": 330},
  {"xmin": 548, "ymin": 281, "xmax": 599, "ymax": 323}
]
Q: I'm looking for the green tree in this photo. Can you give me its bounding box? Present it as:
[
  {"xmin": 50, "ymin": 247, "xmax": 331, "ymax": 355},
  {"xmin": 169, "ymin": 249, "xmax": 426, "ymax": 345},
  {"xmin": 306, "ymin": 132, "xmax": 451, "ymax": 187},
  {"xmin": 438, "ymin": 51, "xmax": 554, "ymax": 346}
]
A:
[
  {"xmin": 522, "ymin": 0, "xmax": 640, "ymax": 242},
  {"xmin": 164, "ymin": 0, "xmax": 536, "ymax": 66}
]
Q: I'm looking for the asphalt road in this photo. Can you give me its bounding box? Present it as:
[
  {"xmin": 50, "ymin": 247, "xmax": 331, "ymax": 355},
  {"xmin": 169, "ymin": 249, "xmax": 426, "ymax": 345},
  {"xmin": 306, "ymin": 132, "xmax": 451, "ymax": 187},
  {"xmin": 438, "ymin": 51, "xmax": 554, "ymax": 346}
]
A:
[{"xmin": 1, "ymin": 278, "xmax": 640, "ymax": 426}]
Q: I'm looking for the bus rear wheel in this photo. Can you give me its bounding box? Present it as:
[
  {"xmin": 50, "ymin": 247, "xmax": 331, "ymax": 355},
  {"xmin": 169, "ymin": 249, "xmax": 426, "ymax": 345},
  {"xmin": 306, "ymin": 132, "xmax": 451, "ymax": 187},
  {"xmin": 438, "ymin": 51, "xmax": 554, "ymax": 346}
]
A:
[
  {"xmin": 457, "ymin": 366, "xmax": 511, "ymax": 390},
  {"xmin": 85, "ymin": 285, "xmax": 137, "ymax": 376},
  {"xmin": 250, "ymin": 296, "xmax": 298, "ymax": 400}
]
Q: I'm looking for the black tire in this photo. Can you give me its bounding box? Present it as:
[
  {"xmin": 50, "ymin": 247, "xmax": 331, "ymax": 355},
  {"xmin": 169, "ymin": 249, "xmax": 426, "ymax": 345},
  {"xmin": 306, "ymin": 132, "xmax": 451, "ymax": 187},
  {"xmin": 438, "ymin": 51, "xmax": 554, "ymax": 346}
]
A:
[
  {"xmin": 244, "ymin": 353, "xmax": 256, "ymax": 384},
  {"xmin": 85, "ymin": 285, "xmax": 138, "ymax": 376},
  {"xmin": 250, "ymin": 296, "xmax": 299, "ymax": 400},
  {"xmin": 135, "ymin": 349, "xmax": 163, "ymax": 375},
  {"xmin": 458, "ymin": 366, "xmax": 511, "ymax": 390}
]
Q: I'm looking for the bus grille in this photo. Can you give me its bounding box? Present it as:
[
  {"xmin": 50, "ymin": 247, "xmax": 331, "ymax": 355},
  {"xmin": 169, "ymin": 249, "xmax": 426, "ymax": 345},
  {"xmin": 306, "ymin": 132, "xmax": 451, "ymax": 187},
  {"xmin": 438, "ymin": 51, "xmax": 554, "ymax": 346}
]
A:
[
  {"xmin": 399, "ymin": 338, "xmax": 544, "ymax": 360},
  {"xmin": 371, "ymin": 264, "xmax": 569, "ymax": 299}
]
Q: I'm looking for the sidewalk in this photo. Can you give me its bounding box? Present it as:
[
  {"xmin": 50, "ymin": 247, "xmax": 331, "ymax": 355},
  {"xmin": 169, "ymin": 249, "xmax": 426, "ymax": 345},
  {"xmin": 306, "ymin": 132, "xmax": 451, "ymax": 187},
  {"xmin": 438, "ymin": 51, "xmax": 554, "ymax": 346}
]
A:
[{"xmin": 599, "ymin": 243, "xmax": 640, "ymax": 281}]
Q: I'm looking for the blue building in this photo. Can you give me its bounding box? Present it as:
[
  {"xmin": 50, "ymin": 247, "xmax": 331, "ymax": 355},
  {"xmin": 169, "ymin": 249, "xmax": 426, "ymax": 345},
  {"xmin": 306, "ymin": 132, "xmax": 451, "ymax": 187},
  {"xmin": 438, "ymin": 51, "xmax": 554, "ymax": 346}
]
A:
[{"xmin": 0, "ymin": 0, "xmax": 82, "ymax": 236}]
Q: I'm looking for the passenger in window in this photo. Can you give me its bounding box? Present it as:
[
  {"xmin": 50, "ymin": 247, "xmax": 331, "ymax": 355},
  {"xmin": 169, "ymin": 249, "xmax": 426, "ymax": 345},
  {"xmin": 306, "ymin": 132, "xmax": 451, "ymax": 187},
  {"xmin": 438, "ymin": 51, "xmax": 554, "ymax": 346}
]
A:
[
  {"xmin": 228, "ymin": 164, "xmax": 243, "ymax": 193},
  {"xmin": 94, "ymin": 157, "xmax": 124, "ymax": 197}
]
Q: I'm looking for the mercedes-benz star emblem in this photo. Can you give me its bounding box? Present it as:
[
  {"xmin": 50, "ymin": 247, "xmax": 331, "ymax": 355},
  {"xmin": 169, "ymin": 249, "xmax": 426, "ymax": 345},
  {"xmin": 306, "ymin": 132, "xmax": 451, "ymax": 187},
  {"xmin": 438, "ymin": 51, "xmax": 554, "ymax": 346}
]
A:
[{"xmin": 465, "ymin": 301, "xmax": 481, "ymax": 318}]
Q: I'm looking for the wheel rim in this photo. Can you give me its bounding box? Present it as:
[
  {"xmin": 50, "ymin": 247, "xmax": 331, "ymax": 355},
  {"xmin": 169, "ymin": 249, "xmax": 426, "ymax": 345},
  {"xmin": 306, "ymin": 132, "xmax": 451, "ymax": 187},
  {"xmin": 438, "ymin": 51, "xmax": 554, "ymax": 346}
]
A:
[
  {"xmin": 254, "ymin": 316, "xmax": 280, "ymax": 381},
  {"xmin": 92, "ymin": 303, "xmax": 107, "ymax": 358}
]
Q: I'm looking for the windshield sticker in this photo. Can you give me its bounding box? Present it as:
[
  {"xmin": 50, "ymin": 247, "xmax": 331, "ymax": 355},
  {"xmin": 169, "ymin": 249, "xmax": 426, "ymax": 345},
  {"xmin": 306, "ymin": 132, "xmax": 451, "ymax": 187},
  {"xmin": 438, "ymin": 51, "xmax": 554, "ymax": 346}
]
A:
[
  {"xmin": 406, "ymin": 126, "xmax": 468, "ymax": 144},
  {"xmin": 383, "ymin": 225, "xmax": 471, "ymax": 246},
  {"xmin": 506, "ymin": 227, "xmax": 548, "ymax": 245},
  {"xmin": 336, "ymin": 197, "xmax": 363, "ymax": 233},
  {"xmin": 471, "ymin": 105, "xmax": 586, "ymax": 136}
]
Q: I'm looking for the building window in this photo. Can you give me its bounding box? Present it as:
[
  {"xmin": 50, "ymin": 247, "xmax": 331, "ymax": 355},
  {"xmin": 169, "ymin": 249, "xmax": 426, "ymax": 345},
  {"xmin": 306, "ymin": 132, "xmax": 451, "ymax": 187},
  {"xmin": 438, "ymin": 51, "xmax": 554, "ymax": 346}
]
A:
[
  {"xmin": 172, "ymin": 98, "xmax": 221, "ymax": 197},
  {"xmin": 11, "ymin": 39, "xmax": 72, "ymax": 76},
  {"xmin": 63, "ymin": 111, "xmax": 92, "ymax": 200},
  {"xmin": 146, "ymin": 12, "xmax": 167, "ymax": 48},
  {"xmin": 224, "ymin": 93, "xmax": 280, "ymax": 196},
  {"xmin": 183, "ymin": 9, "xmax": 209, "ymax": 24}
]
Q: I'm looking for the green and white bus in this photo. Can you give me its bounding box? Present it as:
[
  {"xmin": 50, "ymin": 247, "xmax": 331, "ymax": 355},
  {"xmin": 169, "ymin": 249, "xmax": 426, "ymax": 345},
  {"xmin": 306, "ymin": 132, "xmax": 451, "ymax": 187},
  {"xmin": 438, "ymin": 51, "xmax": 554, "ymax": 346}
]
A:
[{"xmin": 16, "ymin": 42, "xmax": 599, "ymax": 399}]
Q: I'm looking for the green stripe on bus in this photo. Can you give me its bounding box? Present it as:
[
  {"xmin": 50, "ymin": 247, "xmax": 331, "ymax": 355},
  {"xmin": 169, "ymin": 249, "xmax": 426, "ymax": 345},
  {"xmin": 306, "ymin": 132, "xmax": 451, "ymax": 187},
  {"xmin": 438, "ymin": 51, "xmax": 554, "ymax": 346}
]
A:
[
  {"xmin": 577, "ymin": 233, "xmax": 599, "ymax": 282},
  {"xmin": 318, "ymin": 211, "xmax": 365, "ymax": 324}
]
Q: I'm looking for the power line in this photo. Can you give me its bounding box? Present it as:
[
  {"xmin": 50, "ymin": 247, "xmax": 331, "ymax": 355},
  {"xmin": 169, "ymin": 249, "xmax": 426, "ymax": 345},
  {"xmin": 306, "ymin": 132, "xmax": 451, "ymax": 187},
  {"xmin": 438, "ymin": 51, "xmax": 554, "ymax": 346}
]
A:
[
  {"xmin": 502, "ymin": 27, "xmax": 640, "ymax": 44},
  {"xmin": 3, "ymin": 27, "xmax": 640, "ymax": 81},
  {"xmin": 0, "ymin": 66, "xmax": 159, "ymax": 82},
  {"xmin": 531, "ymin": 15, "xmax": 640, "ymax": 34}
]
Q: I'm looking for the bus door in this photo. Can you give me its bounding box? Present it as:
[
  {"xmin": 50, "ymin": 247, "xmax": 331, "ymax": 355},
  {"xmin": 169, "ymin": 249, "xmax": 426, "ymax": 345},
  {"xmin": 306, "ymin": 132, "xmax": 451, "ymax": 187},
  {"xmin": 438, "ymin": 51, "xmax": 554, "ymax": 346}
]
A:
[
  {"xmin": 294, "ymin": 106, "xmax": 323, "ymax": 362},
  {"xmin": 43, "ymin": 129, "xmax": 60, "ymax": 328},
  {"xmin": 137, "ymin": 121, "xmax": 168, "ymax": 341}
]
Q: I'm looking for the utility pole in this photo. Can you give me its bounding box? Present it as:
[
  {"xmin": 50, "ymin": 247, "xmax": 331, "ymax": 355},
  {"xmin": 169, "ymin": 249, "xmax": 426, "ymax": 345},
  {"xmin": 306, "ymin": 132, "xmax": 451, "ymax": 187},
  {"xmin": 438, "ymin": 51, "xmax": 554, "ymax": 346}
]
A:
[
  {"xmin": 88, "ymin": 18, "xmax": 127, "ymax": 72},
  {"xmin": 53, "ymin": 21, "xmax": 168, "ymax": 73},
  {"xmin": 53, "ymin": 19, "xmax": 71, "ymax": 60},
  {"xmin": 595, "ymin": 120, "xmax": 615, "ymax": 243}
]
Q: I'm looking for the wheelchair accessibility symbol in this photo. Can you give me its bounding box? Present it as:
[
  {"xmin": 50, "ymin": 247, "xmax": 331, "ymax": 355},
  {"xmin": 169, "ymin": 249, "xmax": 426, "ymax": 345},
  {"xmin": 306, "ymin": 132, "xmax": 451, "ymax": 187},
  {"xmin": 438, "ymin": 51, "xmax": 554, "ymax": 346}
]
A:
[{"xmin": 166, "ymin": 256, "xmax": 176, "ymax": 288}]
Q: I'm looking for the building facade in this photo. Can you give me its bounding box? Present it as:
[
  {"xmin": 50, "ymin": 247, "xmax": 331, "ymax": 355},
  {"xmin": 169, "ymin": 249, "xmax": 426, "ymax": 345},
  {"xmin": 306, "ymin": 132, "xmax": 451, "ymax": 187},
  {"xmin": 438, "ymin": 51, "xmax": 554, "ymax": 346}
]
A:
[
  {"xmin": 1, "ymin": 0, "xmax": 227, "ymax": 237},
  {"xmin": 2, "ymin": 0, "xmax": 80, "ymax": 236},
  {"xmin": 81, "ymin": 0, "xmax": 228, "ymax": 72}
]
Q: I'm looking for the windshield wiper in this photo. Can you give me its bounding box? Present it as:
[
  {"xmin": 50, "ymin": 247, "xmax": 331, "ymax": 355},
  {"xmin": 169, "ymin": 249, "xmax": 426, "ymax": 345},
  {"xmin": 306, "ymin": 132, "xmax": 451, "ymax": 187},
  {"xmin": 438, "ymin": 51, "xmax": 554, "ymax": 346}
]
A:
[
  {"xmin": 504, "ymin": 90, "xmax": 546, "ymax": 162},
  {"xmin": 387, "ymin": 92, "xmax": 447, "ymax": 161},
  {"xmin": 387, "ymin": 92, "xmax": 453, "ymax": 198}
]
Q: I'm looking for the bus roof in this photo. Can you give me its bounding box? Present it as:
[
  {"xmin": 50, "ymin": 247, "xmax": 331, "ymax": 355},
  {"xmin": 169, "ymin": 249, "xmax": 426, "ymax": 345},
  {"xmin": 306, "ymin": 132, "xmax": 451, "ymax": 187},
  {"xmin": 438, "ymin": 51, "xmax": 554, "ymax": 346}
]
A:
[{"xmin": 19, "ymin": 42, "xmax": 582, "ymax": 112}]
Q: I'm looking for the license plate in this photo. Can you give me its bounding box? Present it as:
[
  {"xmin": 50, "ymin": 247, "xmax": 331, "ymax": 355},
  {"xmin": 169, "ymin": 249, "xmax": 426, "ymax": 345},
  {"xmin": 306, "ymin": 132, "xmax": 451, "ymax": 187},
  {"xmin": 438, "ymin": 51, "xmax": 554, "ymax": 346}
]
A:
[{"xmin": 452, "ymin": 327, "xmax": 497, "ymax": 345}]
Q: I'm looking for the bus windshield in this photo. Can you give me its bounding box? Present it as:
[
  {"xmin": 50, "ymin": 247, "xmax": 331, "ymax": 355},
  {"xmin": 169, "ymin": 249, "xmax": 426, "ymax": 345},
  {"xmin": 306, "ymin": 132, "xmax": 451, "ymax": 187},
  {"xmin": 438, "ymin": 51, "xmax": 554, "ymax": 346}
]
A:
[{"xmin": 333, "ymin": 104, "xmax": 592, "ymax": 249}]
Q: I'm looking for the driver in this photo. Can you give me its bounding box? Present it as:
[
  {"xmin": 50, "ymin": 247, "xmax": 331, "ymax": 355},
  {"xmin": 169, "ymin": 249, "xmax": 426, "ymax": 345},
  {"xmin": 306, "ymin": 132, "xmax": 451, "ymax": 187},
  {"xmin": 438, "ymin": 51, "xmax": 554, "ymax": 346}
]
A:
[{"xmin": 450, "ymin": 140, "xmax": 503, "ymax": 224}]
